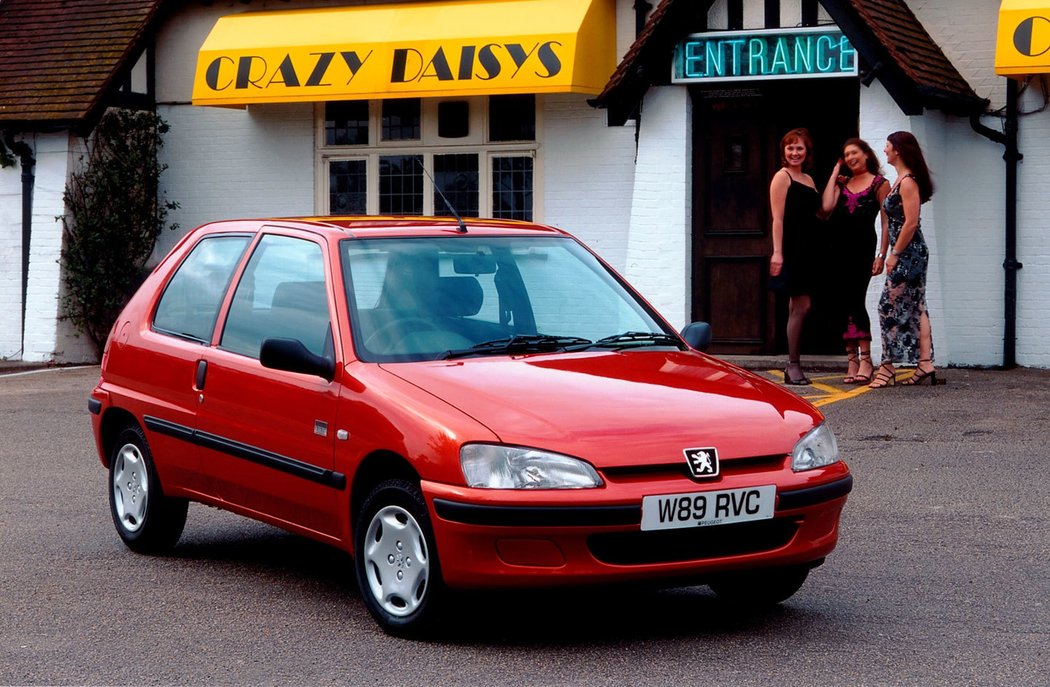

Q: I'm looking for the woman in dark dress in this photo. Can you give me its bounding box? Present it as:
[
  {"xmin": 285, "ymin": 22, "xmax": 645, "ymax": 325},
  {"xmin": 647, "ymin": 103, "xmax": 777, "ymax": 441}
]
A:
[
  {"xmin": 821, "ymin": 138, "xmax": 889, "ymax": 384},
  {"xmin": 769, "ymin": 128, "xmax": 821, "ymax": 385},
  {"xmin": 869, "ymin": 131, "xmax": 937, "ymax": 388}
]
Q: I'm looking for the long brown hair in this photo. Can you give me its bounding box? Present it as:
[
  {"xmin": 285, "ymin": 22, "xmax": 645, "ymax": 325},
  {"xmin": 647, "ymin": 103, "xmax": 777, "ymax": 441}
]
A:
[
  {"xmin": 843, "ymin": 137, "xmax": 882, "ymax": 176},
  {"xmin": 780, "ymin": 128, "xmax": 814, "ymax": 170},
  {"xmin": 887, "ymin": 131, "xmax": 934, "ymax": 203}
]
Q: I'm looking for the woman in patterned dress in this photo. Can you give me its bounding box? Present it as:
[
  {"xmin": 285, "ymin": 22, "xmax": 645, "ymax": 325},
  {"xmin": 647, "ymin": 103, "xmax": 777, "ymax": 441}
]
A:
[
  {"xmin": 821, "ymin": 138, "xmax": 889, "ymax": 385},
  {"xmin": 769, "ymin": 128, "xmax": 821, "ymax": 385},
  {"xmin": 869, "ymin": 131, "xmax": 937, "ymax": 388}
]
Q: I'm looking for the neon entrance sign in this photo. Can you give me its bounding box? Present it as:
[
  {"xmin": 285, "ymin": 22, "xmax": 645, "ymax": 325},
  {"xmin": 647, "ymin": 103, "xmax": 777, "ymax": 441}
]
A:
[{"xmin": 672, "ymin": 28, "xmax": 858, "ymax": 83}]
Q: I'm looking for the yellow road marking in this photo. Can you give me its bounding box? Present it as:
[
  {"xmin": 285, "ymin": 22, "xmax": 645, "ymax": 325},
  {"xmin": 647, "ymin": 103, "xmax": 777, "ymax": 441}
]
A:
[{"xmin": 768, "ymin": 369, "xmax": 914, "ymax": 406}]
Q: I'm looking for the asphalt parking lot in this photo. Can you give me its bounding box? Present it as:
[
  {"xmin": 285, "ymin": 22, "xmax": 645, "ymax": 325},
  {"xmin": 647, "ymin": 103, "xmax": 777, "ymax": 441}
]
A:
[{"xmin": 1, "ymin": 363, "xmax": 1047, "ymax": 686}]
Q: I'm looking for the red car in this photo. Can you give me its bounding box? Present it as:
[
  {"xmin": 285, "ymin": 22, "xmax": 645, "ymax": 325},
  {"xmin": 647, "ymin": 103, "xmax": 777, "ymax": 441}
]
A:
[{"xmin": 89, "ymin": 216, "xmax": 851, "ymax": 635}]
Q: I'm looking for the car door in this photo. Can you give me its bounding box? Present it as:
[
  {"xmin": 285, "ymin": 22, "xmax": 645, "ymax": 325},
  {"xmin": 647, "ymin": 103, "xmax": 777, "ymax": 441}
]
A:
[
  {"xmin": 137, "ymin": 232, "xmax": 253, "ymax": 496},
  {"xmin": 195, "ymin": 230, "xmax": 343, "ymax": 539}
]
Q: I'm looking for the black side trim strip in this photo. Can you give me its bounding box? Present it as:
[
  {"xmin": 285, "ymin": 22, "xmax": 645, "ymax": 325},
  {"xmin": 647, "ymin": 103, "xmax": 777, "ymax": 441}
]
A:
[
  {"xmin": 777, "ymin": 475, "xmax": 854, "ymax": 511},
  {"xmin": 433, "ymin": 499, "xmax": 640, "ymax": 527},
  {"xmin": 88, "ymin": 398, "xmax": 102, "ymax": 415},
  {"xmin": 143, "ymin": 415, "xmax": 346, "ymax": 490},
  {"xmin": 144, "ymin": 416, "xmax": 195, "ymax": 442}
]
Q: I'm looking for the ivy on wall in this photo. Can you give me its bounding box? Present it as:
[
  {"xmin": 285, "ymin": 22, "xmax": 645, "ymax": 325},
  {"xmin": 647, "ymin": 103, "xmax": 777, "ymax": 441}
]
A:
[{"xmin": 61, "ymin": 109, "xmax": 178, "ymax": 359}]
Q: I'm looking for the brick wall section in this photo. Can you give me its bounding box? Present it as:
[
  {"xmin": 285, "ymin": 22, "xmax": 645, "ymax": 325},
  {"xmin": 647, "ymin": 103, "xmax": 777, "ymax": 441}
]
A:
[
  {"xmin": 542, "ymin": 94, "xmax": 637, "ymax": 271},
  {"xmin": 155, "ymin": 103, "xmax": 317, "ymax": 257},
  {"xmin": 0, "ymin": 162, "xmax": 23, "ymax": 358},
  {"xmin": 625, "ymin": 86, "xmax": 692, "ymax": 328},
  {"xmin": 22, "ymin": 132, "xmax": 95, "ymax": 362},
  {"xmin": 909, "ymin": 0, "xmax": 1049, "ymax": 368}
]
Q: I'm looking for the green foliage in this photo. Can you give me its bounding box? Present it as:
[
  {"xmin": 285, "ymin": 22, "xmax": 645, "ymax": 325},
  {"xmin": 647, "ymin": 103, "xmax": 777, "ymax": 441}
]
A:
[
  {"xmin": 0, "ymin": 136, "xmax": 16, "ymax": 168},
  {"xmin": 61, "ymin": 109, "xmax": 178, "ymax": 359}
]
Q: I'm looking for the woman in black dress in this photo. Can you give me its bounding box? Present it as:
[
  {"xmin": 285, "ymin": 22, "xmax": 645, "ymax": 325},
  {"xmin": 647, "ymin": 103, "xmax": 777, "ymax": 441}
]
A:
[
  {"xmin": 769, "ymin": 128, "xmax": 821, "ymax": 385},
  {"xmin": 821, "ymin": 138, "xmax": 889, "ymax": 384}
]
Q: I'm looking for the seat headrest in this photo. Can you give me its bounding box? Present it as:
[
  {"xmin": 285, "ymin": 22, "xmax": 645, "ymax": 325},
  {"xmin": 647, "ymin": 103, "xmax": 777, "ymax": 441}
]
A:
[
  {"xmin": 272, "ymin": 281, "xmax": 327, "ymax": 312},
  {"xmin": 428, "ymin": 276, "xmax": 483, "ymax": 317}
]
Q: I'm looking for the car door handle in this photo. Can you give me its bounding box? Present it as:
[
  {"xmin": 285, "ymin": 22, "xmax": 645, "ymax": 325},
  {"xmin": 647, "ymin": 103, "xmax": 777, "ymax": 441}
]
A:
[{"xmin": 195, "ymin": 360, "xmax": 208, "ymax": 390}]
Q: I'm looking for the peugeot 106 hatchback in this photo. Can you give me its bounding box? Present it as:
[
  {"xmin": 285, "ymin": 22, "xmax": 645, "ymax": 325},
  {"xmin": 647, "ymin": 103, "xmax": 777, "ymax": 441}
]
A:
[{"xmin": 89, "ymin": 216, "xmax": 852, "ymax": 635}]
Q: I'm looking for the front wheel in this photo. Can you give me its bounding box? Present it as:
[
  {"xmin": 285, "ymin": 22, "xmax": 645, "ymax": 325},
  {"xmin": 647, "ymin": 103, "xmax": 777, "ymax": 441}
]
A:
[
  {"xmin": 354, "ymin": 479, "xmax": 444, "ymax": 636},
  {"xmin": 708, "ymin": 565, "xmax": 811, "ymax": 607},
  {"xmin": 109, "ymin": 425, "xmax": 188, "ymax": 554}
]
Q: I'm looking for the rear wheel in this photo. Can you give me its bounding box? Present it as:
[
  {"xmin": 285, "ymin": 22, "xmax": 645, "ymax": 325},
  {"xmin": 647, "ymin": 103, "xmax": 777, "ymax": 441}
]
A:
[
  {"xmin": 354, "ymin": 479, "xmax": 443, "ymax": 636},
  {"xmin": 109, "ymin": 425, "xmax": 188, "ymax": 554},
  {"xmin": 708, "ymin": 565, "xmax": 810, "ymax": 606}
]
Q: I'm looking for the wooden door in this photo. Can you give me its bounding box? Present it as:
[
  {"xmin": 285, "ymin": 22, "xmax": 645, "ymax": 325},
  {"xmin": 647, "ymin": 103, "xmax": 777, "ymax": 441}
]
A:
[
  {"xmin": 692, "ymin": 90, "xmax": 779, "ymax": 354},
  {"xmin": 691, "ymin": 81, "xmax": 859, "ymax": 355}
]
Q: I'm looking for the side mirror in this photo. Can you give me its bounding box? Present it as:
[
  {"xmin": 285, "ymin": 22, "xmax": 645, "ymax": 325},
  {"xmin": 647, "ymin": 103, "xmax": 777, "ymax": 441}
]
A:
[
  {"xmin": 260, "ymin": 338, "xmax": 336, "ymax": 382},
  {"xmin": 680, "ymin": 322, "xmax": 712, "ymax": 352}
]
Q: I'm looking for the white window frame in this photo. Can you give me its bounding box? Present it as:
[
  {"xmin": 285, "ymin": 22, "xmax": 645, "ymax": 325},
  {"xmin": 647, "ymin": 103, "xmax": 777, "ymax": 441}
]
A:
[{"xmin": 315, "ymin": 96, "xmax": 543, "ymax": 219}]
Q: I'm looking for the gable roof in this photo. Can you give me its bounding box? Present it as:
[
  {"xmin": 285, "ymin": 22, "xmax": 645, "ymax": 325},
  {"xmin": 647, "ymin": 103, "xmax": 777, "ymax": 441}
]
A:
[
  {"xmin": 593, "ymin": 0, "xmax": 987, "ymax": 117},
  {"xmin": 0, "ymin": 0, "xmax": 164, "ymax": 132}
]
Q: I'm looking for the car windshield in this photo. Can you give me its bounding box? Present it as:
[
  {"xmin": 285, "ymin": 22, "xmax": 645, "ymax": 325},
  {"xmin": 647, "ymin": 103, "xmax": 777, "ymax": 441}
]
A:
[{"xmin": 341, "ymin": 236, "xmax": 677, "ymax": 362}]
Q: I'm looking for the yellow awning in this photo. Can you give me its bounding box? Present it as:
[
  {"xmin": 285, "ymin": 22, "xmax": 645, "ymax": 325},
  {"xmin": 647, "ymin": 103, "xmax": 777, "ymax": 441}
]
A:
[
  {"xmin": 996, "ymin": 0, "xmax": 1050, "ymax": 75},
  {"xmin": 192, "ymin": 0, "xmax": 615, "ymax": 107}
]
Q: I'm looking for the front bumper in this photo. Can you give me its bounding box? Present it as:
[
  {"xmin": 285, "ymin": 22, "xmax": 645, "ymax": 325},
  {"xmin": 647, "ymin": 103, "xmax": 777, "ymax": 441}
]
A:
[{"xmin": 423, "ymin": 467, "xmax": 852, "ymax": 588}]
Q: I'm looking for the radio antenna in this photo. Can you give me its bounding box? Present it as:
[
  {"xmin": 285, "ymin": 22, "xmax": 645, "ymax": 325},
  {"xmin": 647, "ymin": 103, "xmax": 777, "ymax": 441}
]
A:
[{"xmin": 415, "ymin": 158, "xmax": 468, "ymax": 233}]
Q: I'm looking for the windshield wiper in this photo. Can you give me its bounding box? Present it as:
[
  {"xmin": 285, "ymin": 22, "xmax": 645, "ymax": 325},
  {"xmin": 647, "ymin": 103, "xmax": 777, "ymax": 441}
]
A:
[
  {"xmin": 565, "ymin": 331, "xmax": 683, "ymax": 351},
  {"xmin": 442, "ymin": 334, "xmax": 592, "ymax": 360}
]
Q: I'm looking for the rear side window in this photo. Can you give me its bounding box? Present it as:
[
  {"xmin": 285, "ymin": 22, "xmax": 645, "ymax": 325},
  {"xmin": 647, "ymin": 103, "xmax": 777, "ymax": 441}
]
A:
[
  {"xmin": 220, "ymin": 235, "xmax": 331, "ymax": 358},
  {"xmin": 153, "ymin": 235, "xmax": 250, "ymax": 343}
]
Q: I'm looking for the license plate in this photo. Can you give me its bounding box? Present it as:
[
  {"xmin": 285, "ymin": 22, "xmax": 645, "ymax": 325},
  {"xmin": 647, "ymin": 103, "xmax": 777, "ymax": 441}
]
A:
[{"xmin": 640, "ymin": 485, "xmax": 776, "ymax": 531}]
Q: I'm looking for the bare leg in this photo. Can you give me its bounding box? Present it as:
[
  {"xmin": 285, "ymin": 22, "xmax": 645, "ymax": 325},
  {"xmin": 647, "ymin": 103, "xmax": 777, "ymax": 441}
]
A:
[
  {"xmin": 856, "ymin": 341, "xmax": 874, "ymax": 383},
  {"xmin": 843, "ymin": 343, "xmax": 859, "ymax": 383},
  {"xmin": 917, "ymin": 312, "xmax": 934, "ymax": 373}
]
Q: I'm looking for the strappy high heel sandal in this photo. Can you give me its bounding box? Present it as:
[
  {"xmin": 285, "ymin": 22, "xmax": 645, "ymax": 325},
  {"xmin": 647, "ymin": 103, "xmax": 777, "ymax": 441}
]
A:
[
  {"xmin": 784, "ymin": 360, "xmax": 811, "ymax": 386},
  {"xmin": 851, "ymin": 352, "xmax": 874, "ymax": 385},
  {"xmin": 842, "ymin": 351, "xmax": 859, "ymax": 383},
  {"xmin": 868, "ymin": 363, "xmax": 896, "ymax": 389},
  {"xmin": 903, "ymin": 359, "xmax": 937, "ymax": 386}
]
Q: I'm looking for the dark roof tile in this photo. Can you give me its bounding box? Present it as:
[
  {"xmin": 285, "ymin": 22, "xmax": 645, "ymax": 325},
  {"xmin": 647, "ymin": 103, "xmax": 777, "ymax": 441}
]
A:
[{"xmin": 0, "ymin": 0, "xmax": 163, "ymax": 128}]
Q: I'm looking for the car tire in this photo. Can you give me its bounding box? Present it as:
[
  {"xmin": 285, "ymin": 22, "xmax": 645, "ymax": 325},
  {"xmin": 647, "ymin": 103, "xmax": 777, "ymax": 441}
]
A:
[
  {"xmin": 354, "ymin": 478, "xmax": 443, "ymax": 636},
  {"xmin": 109, "ymin": 425, "xmax": 188, "ymax": 554},
  {"xmin": 708, "ymin": 565, "xmax": 810, "ymax": 607}
]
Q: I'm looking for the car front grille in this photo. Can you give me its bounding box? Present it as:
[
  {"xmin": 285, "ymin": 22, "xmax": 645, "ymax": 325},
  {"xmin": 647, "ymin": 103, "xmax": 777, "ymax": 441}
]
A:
[
  {"xmin": 599, "ymin": 454, "xmax": 787, "ymax": 484},
  {"xmin": 587, "ymin": 518, "xmax": 799, "ymax": 565}
]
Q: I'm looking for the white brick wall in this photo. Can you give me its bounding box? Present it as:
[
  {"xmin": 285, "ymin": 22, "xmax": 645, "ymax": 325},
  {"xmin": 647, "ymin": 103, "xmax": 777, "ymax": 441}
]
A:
[
  {"xmin": 23, "ymin": 132, "xmax": 95, "ymax": 363},
  {"xmin": 1015, "ymin": 81, "xmax": 1050, "ymax": 368},
  {"xmin": 624, "ymin": 86, "xmax": 692, "ymax": 329},
  {"xmin": 0, "ymin": 154, "xmax": 24, "ymax": 359},
  {"xmin": 156, "ymin": 102, "xmax": 316, "ymax": 257},
  {"xmin": 542, "ymin": 94, "xmax": 637, "ymax": 271},
  {"xmin": 908, "ymin": 0, "xmax": 1049, "ymax": 368}
]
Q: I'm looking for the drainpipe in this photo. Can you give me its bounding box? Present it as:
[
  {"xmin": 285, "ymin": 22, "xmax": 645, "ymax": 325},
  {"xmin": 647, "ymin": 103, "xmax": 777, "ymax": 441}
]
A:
[
  {"xmin": 969, "ymin": 78, "xmax": 1022, "ymax": 369},
  {"xmin": 3, "ymin": 132, "xmax": 35, "ymax": 358}
]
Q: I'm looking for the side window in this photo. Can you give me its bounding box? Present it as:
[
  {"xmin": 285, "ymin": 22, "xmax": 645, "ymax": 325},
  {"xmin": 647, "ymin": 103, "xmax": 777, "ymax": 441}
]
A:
[
  {"xmin": 220, "ymin": 235, "xmax": 330, "ymax": 358},
  {"xmin": 153, "ymin": 236, "xmax": 250, "ymax": 343}
]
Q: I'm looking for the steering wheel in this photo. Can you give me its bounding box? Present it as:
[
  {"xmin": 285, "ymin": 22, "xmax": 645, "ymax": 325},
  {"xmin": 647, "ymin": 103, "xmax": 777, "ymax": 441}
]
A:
[{"xmin": 364, "ymin": 317, "xmax": 442, "ymax": 355}]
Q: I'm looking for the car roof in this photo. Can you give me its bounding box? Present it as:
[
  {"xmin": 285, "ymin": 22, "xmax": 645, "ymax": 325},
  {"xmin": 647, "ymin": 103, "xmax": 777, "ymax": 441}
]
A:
[{"xmin": 195, "ymin": 216, "xmax": 569, "ymax": 240}]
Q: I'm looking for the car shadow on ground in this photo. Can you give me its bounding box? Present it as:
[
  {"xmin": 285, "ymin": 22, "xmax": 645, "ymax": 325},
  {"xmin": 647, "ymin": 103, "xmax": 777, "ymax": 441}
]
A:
[{"xmin": 164, "ymin": 517, "xmax": 818, "ymax": 645}]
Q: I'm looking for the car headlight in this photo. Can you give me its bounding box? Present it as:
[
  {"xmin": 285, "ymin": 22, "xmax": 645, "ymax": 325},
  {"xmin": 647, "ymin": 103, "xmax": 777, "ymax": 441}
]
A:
[
  {"xmin": 791, "ymin": 422, "xmax": 840, "ymax": 471},
  {"xmin": 460, "ymin": 444, "xmax": 603, "ymax": 489}
]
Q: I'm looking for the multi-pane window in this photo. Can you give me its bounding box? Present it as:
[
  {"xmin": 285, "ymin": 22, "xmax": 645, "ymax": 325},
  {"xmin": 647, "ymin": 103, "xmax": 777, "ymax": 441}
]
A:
[
  {"xmin": 492, "ymin": 156, "xmax": 533, "ymax": 221},
  {"xmin": 326, "ymin": 101, "xmax": 369, "ymax": 146},
  {"xmin": 382, "ymin": 98, "xmax": 421, "ymax": 141},
  {"xmin": 330, "ymin": 160, "xmax": 367, "ymax": 214},
  {"xmin": 379, "ymin": 155, "xmax": 424, "ymax": 215},
  {"xmin": 320, "ymin": 96, "xmax": 538, "ymax": 219},
  {"xmin": 489, "ymin": 95, "xmax": 535, "ymax": 142},
  {"xmin": 434, "ymin": 154, "xmax": 479, "ymax": 217}
]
